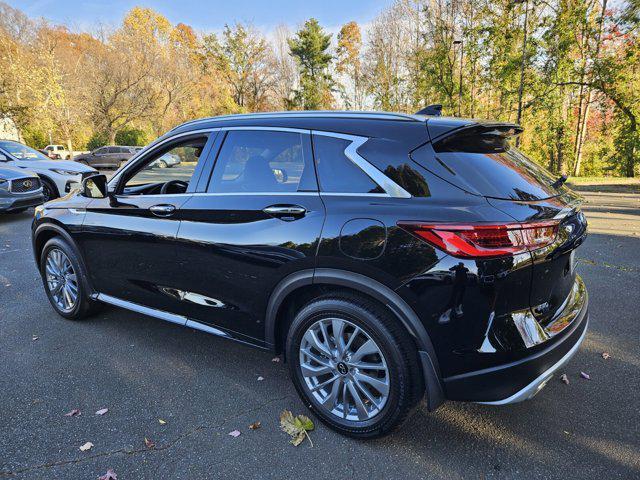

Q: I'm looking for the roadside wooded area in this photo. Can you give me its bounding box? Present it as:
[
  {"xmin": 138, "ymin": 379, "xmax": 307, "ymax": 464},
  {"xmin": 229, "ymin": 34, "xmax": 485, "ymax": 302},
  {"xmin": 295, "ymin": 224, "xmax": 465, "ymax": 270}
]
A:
[{"xmin": 0, "ymin": 0, "xmax": 638, "ymax": 176}]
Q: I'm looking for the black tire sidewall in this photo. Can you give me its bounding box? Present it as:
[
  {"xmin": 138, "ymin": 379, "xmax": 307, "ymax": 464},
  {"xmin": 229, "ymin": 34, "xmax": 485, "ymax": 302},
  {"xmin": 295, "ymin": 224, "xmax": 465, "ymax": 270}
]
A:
[
  {"xmin": 286, "ymin": 297, "xmax": 414, "ymax": 437},
  {"xmin": 41, "ymin": 179, "xmax": 58, "ymax": 201}
]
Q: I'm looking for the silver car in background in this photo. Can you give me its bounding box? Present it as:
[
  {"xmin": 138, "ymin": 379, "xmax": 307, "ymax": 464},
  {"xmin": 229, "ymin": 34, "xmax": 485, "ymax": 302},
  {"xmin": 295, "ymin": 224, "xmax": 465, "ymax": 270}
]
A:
[{"xmin": 0, "ymin": 165, "xmax": 43, "ymax": 213}]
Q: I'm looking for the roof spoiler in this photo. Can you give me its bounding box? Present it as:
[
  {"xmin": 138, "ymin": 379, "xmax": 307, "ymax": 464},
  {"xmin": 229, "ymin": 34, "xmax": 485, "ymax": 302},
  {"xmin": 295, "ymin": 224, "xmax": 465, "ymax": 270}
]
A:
[
  {"xmin": 433, "ymin": 122, "xmax": 523, "ymax": 145},
  {"xmin": 415, "ymin": 104, "xmax": 443, "ymax": 116}
]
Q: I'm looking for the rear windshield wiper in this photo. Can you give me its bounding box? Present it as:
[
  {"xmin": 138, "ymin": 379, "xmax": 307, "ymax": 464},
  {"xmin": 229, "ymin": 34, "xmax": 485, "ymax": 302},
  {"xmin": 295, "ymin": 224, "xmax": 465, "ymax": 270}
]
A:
[{"xmin": 550, "ymin": 174, "xmax": 568, "ymax": 189}]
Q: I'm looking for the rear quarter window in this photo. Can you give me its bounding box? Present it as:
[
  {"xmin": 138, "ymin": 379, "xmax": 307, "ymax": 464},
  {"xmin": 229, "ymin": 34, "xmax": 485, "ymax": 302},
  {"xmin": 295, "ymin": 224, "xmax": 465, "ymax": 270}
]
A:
[{"xmin": 312, "ymin": 135, "xmax": 383, "ymax": 194}]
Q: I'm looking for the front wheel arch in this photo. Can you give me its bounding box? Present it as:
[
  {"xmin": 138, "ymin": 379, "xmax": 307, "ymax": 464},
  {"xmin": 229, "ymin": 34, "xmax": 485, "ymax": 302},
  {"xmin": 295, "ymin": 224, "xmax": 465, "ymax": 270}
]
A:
[
  {"xmin": 33, "ymin": 223, "xmax": 96, "ymax": 297},
  {"xmin": 38, "ymin": 175, "xmax": 59, "ymax": 200}
]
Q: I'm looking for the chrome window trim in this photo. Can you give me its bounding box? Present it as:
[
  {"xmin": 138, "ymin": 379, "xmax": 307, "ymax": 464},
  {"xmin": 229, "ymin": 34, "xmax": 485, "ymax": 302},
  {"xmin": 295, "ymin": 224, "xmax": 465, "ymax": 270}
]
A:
[
  {"xmin": 312, "ymin": 130, "xmax": 412, "ymax": 199},
  {"xmin": 109, "ymin": 128, "xmax": 219, "ymax": 190},
  {"xmin": 110, "ymin": 126, "xmax": 411, "ymax": 199}
]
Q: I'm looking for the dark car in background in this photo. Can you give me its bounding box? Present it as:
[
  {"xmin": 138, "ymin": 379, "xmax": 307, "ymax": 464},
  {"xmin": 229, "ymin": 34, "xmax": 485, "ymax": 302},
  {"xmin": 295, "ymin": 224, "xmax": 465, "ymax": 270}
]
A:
[
  {"xmin": 32, "ymin": 111, "xmax": 589, "ymax": 439},
  {"xmin": 0, "ymin": 165, "xmax": 43, "ymax": 213},
  {"xmin": 73, "ymin": 146, "xmax": 138, "ymax": 169}
]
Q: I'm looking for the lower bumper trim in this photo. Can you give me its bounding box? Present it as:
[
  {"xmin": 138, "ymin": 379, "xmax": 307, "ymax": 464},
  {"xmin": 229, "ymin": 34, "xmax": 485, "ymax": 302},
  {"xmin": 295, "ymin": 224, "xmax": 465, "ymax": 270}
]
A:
[{"xmin": 478, "ymin": 317, "xmax": 588, "ymax": 405}]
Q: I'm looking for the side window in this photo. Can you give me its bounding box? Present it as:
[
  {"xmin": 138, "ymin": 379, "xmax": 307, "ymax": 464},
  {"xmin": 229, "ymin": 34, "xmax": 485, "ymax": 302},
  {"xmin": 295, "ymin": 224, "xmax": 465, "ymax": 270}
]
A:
[
  {"xmin": 122, "ymin": 137, "xmax": 208, "ymax": 195},
  {"xmin": 312, "ymin": 134, "xmax": 383, "ymax": 194},
  {"xmin": 94, "ymin": 147, "xmax": 106, "ymax": 155},
  {"xmin": 208, "ymin": 130, "xmax": 315, "ymax": 193}
]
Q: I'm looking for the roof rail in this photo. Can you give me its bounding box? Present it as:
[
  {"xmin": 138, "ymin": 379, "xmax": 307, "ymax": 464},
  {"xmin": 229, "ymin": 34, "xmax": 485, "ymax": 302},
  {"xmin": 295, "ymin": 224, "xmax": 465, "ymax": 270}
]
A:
[{"xmin": 171, "ymin": 110, "xmax": 425, "ymax": 131}]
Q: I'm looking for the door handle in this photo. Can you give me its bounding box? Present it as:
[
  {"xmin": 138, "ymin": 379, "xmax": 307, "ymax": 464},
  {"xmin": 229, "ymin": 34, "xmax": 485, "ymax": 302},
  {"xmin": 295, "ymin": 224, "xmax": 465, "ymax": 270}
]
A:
[
  {"xmin": 263, "ymin": 205, "xmax": 307, "ymax": 220},
  {"xmin": 149, "ymin": 204, "xmax": 176, "ymax": 217}
]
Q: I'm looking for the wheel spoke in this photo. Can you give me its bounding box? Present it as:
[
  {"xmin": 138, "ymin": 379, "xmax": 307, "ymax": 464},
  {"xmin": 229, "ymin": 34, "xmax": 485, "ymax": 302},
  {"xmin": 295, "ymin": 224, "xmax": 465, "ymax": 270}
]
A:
[
  {"xmin": 332, "ymin": 319, "xmax": 346, "ymax": 354},
  {"xmin": 346, "ymin": 379, "xmax": 369, "ymax": 420},
  {"xmin": 300, "ymin": 348, "xmax": 331, "ymax": 367},
  {"xmin": 343, "ymin": 326, "xmax": 360, "ymax": 353},
  {"xmin": 348, "ymin": 361, "xmax": 386, "ymax": 371},
  {"xmin": 350, "ymin": 339, "xmax": 378, "ymax": 362},
  {"xmin": 354, "ymin": 372, "xmax": 389, "ymax": 396},
  {"xmin": 318, "ymin": 321, "xmax": 333, "ymax": 351},
  {"xmin": 310, "ymin": 374, "xmax": 338, "ymax": 393},
  {"xmin": 353, "ymin": 376, "xmax": 381, "ymax": 409},
  {"xmin": 300, "ymin": 363, "xmax": 332, "ymax": 378},
  {"xmin": 303, "ymin": 329, "xmax": 332, "ymax": 357},
  {"xmin": 341, "ymin": 380, "xmax": 348, "ymax": 419},
  {"xmin": 321, "ymin": 377, "xmax": 342, "ymax": 408}
]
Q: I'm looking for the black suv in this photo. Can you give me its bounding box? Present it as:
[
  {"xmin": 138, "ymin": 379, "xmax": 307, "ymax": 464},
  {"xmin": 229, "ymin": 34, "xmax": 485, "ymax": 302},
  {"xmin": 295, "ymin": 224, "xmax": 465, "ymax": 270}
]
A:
[{"xmin": 32, "ymin": 111, "xmax": 588, "ymax": 438}]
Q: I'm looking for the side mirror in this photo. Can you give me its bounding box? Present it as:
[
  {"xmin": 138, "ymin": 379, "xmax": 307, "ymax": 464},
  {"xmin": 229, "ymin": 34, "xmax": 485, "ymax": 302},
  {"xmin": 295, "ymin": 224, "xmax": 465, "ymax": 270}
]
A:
[
  {"xmin": 82, "ymin": 174, "xmax": 108, "ymax": 198},
  {"xmin": 0, "ymin": 153, "xmax": 7, "ymax": 162}
]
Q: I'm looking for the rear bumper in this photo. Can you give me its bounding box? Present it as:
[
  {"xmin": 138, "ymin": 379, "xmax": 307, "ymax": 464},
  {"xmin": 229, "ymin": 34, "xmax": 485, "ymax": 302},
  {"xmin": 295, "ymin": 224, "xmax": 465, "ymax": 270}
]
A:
[
  {"xmin": 478, "ymin": 316, "xmax": 587, "ymax": 404},
  {"xmin": 442, "ymin": 289, "xmax": 589, "ymax": 403}
]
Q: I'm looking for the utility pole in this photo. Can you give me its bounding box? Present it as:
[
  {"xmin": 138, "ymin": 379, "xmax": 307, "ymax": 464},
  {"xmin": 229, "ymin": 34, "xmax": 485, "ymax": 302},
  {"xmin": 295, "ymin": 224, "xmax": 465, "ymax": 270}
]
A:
[
  {"xmin": 515, "ymin": 0, "xmax": 529, "ymax": 146},
  {"xmin": 453, "ymin": 39, "xmax": 463, "ymax": 117}
]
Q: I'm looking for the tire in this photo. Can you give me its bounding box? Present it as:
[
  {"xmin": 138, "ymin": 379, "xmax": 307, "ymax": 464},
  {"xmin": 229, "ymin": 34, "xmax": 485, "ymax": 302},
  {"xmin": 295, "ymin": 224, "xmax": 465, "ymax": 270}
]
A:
[
  {"xmin": 286, "ymin": 292, "xmax": 424, "ymax": 438},
  {"xmin": 40, "ymin": 178, "xmax": 58, "ymax": 202},
  {"xmin": 39, "ymin": 236, "xmax": 101, "ymax": 320},
  {"xmin": 7, "ymin": 208, "xmax": 28, "ymax": 214}
]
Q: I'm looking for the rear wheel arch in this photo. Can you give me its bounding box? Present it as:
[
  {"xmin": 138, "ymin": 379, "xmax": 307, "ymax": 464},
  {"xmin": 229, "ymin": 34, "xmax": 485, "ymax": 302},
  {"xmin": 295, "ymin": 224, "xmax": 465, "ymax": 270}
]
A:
[{"xmin": 266, "ymin": 268, "xmax": 445, "ymax": 410}]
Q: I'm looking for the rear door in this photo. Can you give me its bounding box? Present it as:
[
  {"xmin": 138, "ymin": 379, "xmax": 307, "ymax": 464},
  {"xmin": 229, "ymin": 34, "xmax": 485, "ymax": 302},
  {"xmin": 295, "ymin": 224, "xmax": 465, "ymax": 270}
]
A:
[{"xmin": 172, "ymin": 128, "xmax": 324, "ymax": 343}]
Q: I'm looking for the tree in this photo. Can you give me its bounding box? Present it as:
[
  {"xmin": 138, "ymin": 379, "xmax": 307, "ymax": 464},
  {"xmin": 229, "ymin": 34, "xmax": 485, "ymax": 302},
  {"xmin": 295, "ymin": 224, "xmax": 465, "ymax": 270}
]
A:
[
  {"xmin": 288, "ymin": 19, "xmax": 333, "ymax": 109},
  {"xmin": 203, "ymin": 24, "xmax": 274, "ymax": 112},
  {"xmin": 336, "ymin": 21, "xmax": 364, "ymax": 109}
]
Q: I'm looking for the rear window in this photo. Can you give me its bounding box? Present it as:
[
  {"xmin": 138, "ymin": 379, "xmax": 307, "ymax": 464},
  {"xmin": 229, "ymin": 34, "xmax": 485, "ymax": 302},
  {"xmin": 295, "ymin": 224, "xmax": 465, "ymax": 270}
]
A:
[
  {"xmin": 312, "ymin": 135, "xmax": 383, "ymax": 194},
  {"xmin": 413, "ymin": 132, "xmax": 562, "ymax": 201}
]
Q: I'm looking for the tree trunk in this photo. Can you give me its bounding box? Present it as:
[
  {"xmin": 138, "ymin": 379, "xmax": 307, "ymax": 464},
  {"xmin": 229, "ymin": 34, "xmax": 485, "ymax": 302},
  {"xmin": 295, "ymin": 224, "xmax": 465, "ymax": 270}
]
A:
[
  {"xmin": 65, "ymin": 138, "xmax": 74, "ymax": 159},
  {"xmin": 108, "ymin": 130, "xmax": 117, "ymax": 145}
]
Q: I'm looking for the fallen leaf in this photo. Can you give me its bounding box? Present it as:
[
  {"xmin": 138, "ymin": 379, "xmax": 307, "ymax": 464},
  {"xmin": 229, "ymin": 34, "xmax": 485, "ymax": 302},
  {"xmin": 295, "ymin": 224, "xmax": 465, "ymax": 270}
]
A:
[
  {"xmin": 280, "ymin": 410, "xmax": 314, "ymax": 447},
  {"xmin": 144, "ymin": 437, "xmax": 155, "ymax": 449},
  {"xmin": 98, "ymin": 469, "xmax": 117, "ymax": 480},
  {"xmin": 32, "ymin": 335, "xmax": 38, "ymax": 341},
  {"xmin": 64, "ymin": 409, "xmax": 81, "ymax": 417},
  {"xmin": 248, "ymin": 421, "xmax": 261, "ymax": 430},
  {"xmin": 580, "ymin": 371, "xmax": 591, "ymax": 380},
  {"xmin": 79, "ymin": 442, "xmax": 93, "ymax": 452},
  {"xmin": 271, "ymin": 357, "xmax": 280, "ymax": 363},
  {"xmin": 158, "ymin": 419, "xmax": 167, "ymax": 425},
  {"xmin": 257, "ymin": 376, "xmax": 264, "ymax": 381},
  {"xmin": 560, "ymin": 374, "xmax": 569, "ymax": 385},
  {"xmin": 228, "ymin": 430, "xmax": 241, "ymax": 438},
  {"xmin": 95, "ymin": 408, "xmax": 108, "ymax": 416},
  {"xmin": 601, "ymin": 352, "xmax": 610, "ymax": 360}
]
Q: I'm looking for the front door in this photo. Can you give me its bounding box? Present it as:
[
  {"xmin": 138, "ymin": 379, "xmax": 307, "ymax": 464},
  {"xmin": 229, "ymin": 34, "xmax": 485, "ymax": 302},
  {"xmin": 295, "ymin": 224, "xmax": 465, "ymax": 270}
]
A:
[
  {"xmin": 77, "ymin": 132, "xmax": 217, "ymax": 314},
  {"xmin": 171, "ymin": 128, "xmax": 325, "ymax": 343}
]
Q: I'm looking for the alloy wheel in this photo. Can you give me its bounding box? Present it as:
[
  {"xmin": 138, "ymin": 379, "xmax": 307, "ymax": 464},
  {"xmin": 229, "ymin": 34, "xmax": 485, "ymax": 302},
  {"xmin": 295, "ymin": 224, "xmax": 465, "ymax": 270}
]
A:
[
  {"xmin": 299, "ymin": 318, "xmax": 390, "ymax": 421},
  {"xmin": 45, "ymin": 248, "xmax": 78, "ymax": 312}
]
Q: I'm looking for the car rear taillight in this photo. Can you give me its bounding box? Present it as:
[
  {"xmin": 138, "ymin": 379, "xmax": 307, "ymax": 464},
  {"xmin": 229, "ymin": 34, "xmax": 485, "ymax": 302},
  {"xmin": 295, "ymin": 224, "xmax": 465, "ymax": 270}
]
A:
[{"xmin": 397, "ymin": 221, "xmax": 559, "ymax": 258}]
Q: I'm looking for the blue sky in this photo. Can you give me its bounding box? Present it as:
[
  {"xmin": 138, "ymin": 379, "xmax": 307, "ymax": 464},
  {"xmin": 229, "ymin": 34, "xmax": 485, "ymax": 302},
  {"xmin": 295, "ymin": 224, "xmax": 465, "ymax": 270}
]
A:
[{"xmin": 11, "ymin": 0, "xmax": 393, "ymax": 33}]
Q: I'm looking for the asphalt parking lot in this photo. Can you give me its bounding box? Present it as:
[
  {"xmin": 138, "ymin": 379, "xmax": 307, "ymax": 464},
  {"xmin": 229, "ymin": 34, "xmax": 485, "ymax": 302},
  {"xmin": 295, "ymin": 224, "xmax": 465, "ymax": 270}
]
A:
[{"xmin": 1, "ymin": 183, "xmax": 639, "ymax": 479}]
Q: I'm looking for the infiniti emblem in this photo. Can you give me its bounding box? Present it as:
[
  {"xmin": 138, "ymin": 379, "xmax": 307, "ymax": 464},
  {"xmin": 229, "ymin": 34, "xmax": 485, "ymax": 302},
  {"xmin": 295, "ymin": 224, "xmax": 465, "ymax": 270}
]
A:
[
  {"xmin": 23, "ymin": 179, "xmax": 32, "ymax": 188},
  {"xmin": 336, "ymin": 362, "xmax": 349, "ymax": 376}
]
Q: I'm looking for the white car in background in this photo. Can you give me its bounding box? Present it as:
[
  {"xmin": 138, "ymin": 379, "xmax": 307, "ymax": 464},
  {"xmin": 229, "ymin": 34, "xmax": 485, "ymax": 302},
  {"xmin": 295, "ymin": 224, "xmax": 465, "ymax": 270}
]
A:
[{"xmin": 0, "ymin": 140, "xmax": 97, "ymax": 201}]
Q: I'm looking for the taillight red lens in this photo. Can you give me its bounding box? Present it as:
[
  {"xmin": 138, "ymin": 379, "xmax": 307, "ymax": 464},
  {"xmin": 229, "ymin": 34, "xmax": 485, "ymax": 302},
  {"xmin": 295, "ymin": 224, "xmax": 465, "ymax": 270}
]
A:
[{"xmin": 398, "ymin": 221, "xmax": 559, "ymax": 258}]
